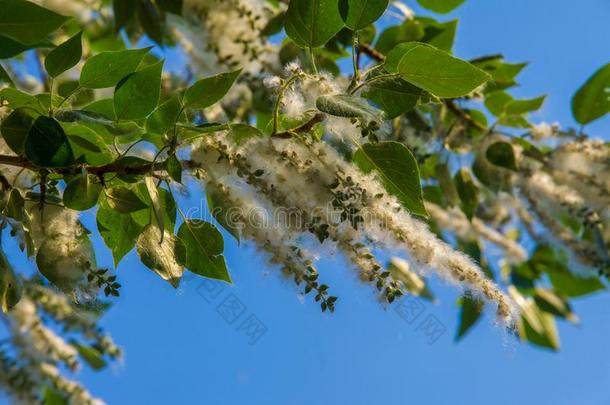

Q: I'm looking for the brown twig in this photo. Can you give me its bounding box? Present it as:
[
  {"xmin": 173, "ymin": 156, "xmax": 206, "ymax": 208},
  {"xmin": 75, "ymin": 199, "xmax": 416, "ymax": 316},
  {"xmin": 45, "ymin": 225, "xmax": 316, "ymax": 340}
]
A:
[
  {"xmin": 357, "ymin": 43, "xmax": 385, "ymax": 62},
  {"xmin": 272, "ymin": 113, "xmax": 325, "ymax": 139},
  {"xmin": 443, "ymin": 99, "xmax": 487, "ymax": 131},
  {"xmin": 0, "ymin": 155, "xmax": 166, "ymax": 176}
]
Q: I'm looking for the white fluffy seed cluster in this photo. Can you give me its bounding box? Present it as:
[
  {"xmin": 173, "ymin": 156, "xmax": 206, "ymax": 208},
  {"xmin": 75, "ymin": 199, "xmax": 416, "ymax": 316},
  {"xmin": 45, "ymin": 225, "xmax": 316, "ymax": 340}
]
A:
[
  {"xmin": 265, "ymin": 66, "xmax": 366, "ymax": 144},
  {"xmin": 425, "ymin": 202, "xmax": 527, "ymax": 263},
  {"xmin": 175, "ymin": 0, "xmax": 279, "ymax": 76},
  {"xmin": 25, "ymin": 203, "xmax": 97, "ymax": 296},
  {"xmin": 10, "ymin": 298, "xmax": 78, "ymax": 370},
  {"xmin": 191, "ymin": 134, "xmax": 517, "ymax": 322},
  {"xmin": 520, "ymin": 170, "xmax": 607, "ymax": 272}
]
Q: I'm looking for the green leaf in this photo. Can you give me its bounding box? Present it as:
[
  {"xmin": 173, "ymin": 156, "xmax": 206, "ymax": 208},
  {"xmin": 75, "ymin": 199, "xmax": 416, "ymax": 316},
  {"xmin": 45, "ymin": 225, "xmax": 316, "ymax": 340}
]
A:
[
  {"xmin": 228, "ymin": 123, "xmax": 264, "ymax": 144},
  {"xmin": 285, "ymin": 0, "xmax": 345, "ymax": 48},
  {"xmin": 418, "ymin": 17, "xmax": 457, "ymax": 52},
  {"xmin": 0, "ymin": 0, "xmax": 69, "ymax": 45},
  {"xmin": 114, "ymin": 59, "xmax": 163, "ymax": 120},
  {"xmin": 485, "ymin": 141, "xmax": 517, "ymax": 171},
  {"xmin": 63, "ymin": 173, "xmax": 102, "ymax": 211},
  {"xmin": 97, "ymin": 202, "xmax": 145, "ymax": 266},
  {"xmin": 73, "ymin": 343, "xmax": 107, "ymax": 370},
  {"xmin": 64, "ymin": 123, "xmax": 113, "ymax": 166},
  {"xmin": 43, "ymin": 387, "xmax": 67, "ymax": 405},
  {"xmin": 454, "ymin": 169, "xmax": 478, "ymax": 220},
  {"xmin": 106, "ymin": 187, "xmax": 149, "ymax": 213},
  {"xmin": 0, "ymin": 87, "xmax": 45, "ymax": 114},
  {"xmin": 363, "ymin": 69, "xmax": 425, "ymax": 118},
  {"xmin": 571, "ymin": 63, "xmax": 610, "ymax": 125},
  {"xmin": 456, "ymin": 292, "xmax": 484, "ymax": 340},
  {"xmin": 3, "ymin": 189, "xmax": 24, "ymax": 221},
  {"xmin": 166, "ymin": 154, "xmax": 182, "ymax": 183},
  {"xmin": 206, "ymin": 188, "xmax": 241, "ymax": 243},
  {"xmin": 353, "ymin": 141, "xmax": 426, "ymax": 216},
  {"xmin": 146, "ymin": 94, "xmax": 183, "ymax": 136},
  {"xmin": 156, "ymin": 0, "xmax": 182, "ymax": 15},
  {"xmin": 434, "ymin": 162, "xmax": 459, "ymax": 206},
  {"xmin": 534, "ymin": 288, "xmax": 578, "ymax": 323},
  {"xmin": 0, "ymin": 250, "xmax": 22, "ymax": 313},
  {"xmin": 136, "ymin": 224, "xmax": 184, "ymax": 287},
  {"xmin": 339, "ymin": 0, "xmax": 388, "ymax": 30},
  {"xmin": 44, "ymin": 31, "xmax": 82, "ymax": 77},
  {"xmin": 385, "ymin": 42, "xmax": 490, "ymax": 98},
  {"xmin": 484, "ymin": 91, "xmax": 513, "ymax": 116},
  {"xmin": 25, "ymin": 116, "xmax": 74, "ymax": 167},
  {"xmin": 316, "ymin": 94, "xmax": 383, "ymax": 123},
  {"xmin": 0, "ymin": 109, "xmax": 33, "ymax": 154},
  {"xmin": 505, "ymin": 95, "xmax": 546, "ymax": 115},
  {"xmin": 113, "ymin": 0, "xmax": 136, "ymax": 31},
  {"xmin": 548, "ymin": 271, "xmax": 605, "ymax": 298},
  {"xmin": 0, "ymin": 35, "xmax": 52, "ymax": 59},
  {"xmin": 485, "ymin": 91, "xmax": 545, "ymax": 116},
  {"xmin": 136, "ymin": 0, "xmax": 164, "ymax": 45},
  {"xmin": 144, "ymin": 176, "xmax": 165, "ymax": 237},
  {"xmin": 416, "ymin": 0, "xmax": 464, "ymax": 14},
  {"xmin": 183, "ymin": 69, "xmax": 241, "ymax": 109},
  {"xmin": 177, "ymin": 220, "xmax": 231, "ymax": 283},
  {"xmin": 80, "ymin": 47, "xmax": 150, "ymax": 89},
  {"xmin": 0, "ymin": 63, "xmax": 13, "ymax": 86},
  {"xmin": 518, "ymin": 301, "xmax": 560, "ymax": 351}
]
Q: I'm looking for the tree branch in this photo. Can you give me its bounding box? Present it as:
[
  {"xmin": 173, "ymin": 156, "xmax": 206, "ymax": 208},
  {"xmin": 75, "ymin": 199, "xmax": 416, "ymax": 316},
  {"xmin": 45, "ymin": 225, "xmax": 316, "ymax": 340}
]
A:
[
  {"xmin": 0, "ymin": 155, "xmax": 166, "ymax": 176},
  {"xmin": 271, "ymin": 113, "xmax": 325, "ymax": 138},
  {"xmin": 357, "ymin": 43, "xmax": 488, "ymax": 132}
]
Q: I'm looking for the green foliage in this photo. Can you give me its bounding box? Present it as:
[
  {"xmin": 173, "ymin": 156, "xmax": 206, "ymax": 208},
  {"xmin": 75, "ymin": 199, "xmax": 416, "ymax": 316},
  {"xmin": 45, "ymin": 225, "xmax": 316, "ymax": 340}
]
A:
[
  {"xmin": 485, "ymin": 141, "xmax": 517, "ymax": 171},
  {"xmin": 417, "ymin": 0, "xmax": 464, "ymax": 14},
  {"xmin": 183, "ymin": 69, "xmax": 241, "ymax": 109},
  {"xmin": 63, "ymin": 173, "xmax": 102, "ymax": 211},
  {"xmin": 571, "ymin": 63, "xmax": 610, "ymax": 125},
  {"xmin": 285, "ymin": 0, "xmax": 345, "ymax": 48},
  {"xmin": 106, "ymin": 187, "xmax": 149, "ymax": 213},
  {"xmin": 340, "ymin": 0, "xmax": 388, "ymax": 30},
  {"xmin": 0, "ymin": 251, "xmax": 22, "ymax": 313},
  {"xmin": 456, "ymin": 292, "xmax": 484, "ymax": 340},
  {"xmin": 354, "ymin": 141, "xmax": 426, "ymax": 216},
  {"xmin": 385, "ymin": 42, "xmax": 490, "ymax": 98},
  {"xmin": 25, "ymin": 116, "xmax": 75, "ymax": 167},
  {"xmin": 0, "ymin": 109, "xmax": 33, "ymax": 154},
  {"xmin": 316, "ymin": 94, "xmax": 383, "ymax": 123},
  {"xmin": 177, "ymin": 220, "xmax": 231, "ymax": 283},
  {"xmin": 80, "ymin": 47, "xmax": 150, "ymax": 88},
  {"xmin": 0, "ymin": 4, "xmax": 605, "ymax": 394},
  {"xmin": 0, "ymin": 0, "xmax": 69, "ymax": 45},
  {"xmin": 114, "ymin": 59, "xmax": 163, "ymax": 120},
  {"xmin": 44, "ymin": 31, "xmax": 82, "ymax": 78}
]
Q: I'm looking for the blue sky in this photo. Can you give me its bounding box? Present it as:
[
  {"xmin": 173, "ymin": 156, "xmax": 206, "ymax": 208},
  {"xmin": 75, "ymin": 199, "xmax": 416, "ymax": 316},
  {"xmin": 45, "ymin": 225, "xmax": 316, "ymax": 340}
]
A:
[{"xmin": 4, "ymin": 0, "xmax": 610, "ymax": 404}]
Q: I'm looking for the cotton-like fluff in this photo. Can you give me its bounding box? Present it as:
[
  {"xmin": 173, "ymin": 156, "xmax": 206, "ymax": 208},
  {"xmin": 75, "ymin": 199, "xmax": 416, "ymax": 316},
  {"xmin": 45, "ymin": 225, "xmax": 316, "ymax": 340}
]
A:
[
  {"xmin": 192, "ymin": 142, "xmax": 336, "ymax": 304},
  {"xmin": 425, "ymin": 202, "xmax": 527, "ymax": 263},
  {"xmin": 25, "ymin": 203, "xmax": 96, "ymax": 295},
  {"xmin": 175, "ymin": 0, "xmax": 279, "ymax": 76},
  {"xmin": 548, "ymin": 139, "xmax": 610, "ymax": 213},
  {"xmin": 192, "ymin": 134, "xmax": 517, "ymax": 322},
  {"xmin": 519, "ymin": 171, "xmax": 607, "ymax": 273},
  {"xmin": 530, "ymin": 122, "xmax": 559, "ymax": 141},
  {"xmin": 277, "ymin": 67, "xmax": 365, "ymax": 144},
  {"xmin": 9, "ymin": 298, "xmax": 78, "ymax": 369}
]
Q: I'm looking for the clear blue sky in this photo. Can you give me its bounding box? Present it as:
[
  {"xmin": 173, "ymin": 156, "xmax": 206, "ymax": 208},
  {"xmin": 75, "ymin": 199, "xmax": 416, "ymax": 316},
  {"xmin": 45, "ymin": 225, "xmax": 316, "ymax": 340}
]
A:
[{"xmin": 5, "ymin": 0, "xmax": 610, "ymax": 404}]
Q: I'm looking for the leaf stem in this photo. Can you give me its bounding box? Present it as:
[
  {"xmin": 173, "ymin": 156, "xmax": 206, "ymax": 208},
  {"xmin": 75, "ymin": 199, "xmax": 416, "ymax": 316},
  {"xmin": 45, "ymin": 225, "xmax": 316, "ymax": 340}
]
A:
[
  {"xmin": 349, "ymin": 73, "xmax": 401, "ymax": 95},
  {"xmin": 308, "ymin": 47, "xmax": 318, "ymax": 75},
  {"xmin": 271, "ymin": 74, "xmax": 299, "ymax": 135}
]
